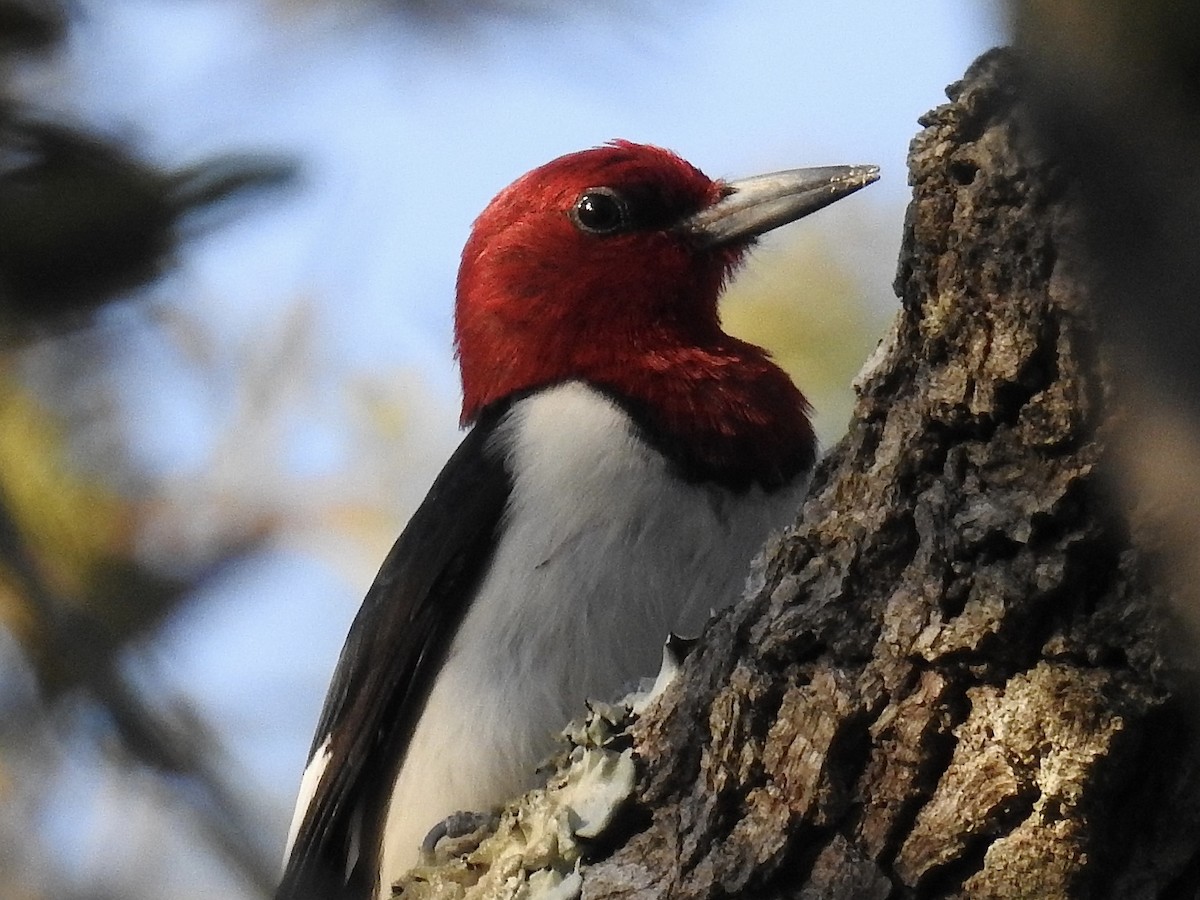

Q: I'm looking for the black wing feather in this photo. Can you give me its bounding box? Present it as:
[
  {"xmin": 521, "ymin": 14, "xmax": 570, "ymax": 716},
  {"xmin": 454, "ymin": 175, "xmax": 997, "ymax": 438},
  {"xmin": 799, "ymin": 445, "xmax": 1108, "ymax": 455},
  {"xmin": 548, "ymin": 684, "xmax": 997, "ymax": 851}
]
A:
[{"xmin": 277, "ymin": 406, "xmax": 513, "ymax": 900}]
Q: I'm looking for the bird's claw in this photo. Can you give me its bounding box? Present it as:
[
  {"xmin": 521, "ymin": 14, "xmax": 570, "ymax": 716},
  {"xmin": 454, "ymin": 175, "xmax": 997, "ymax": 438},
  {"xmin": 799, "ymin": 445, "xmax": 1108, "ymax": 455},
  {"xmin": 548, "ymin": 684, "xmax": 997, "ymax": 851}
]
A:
[{"xmin": 420, "ymin": 809, "xmax": 500, "ymax": 857}]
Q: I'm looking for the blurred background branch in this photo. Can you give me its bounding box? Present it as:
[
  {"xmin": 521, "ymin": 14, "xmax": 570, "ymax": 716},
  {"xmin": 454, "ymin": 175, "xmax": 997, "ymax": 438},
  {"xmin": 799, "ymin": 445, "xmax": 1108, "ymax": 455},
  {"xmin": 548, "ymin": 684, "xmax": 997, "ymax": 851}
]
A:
[
  {"xmin": 0, "ymin": 470, "xmax": 277, "ymax": 894},
  {"xmin": 0, "ymin": 0, "xmax": 65, "ymax": 55},
  {"xmin": 1, "ymin": 1, "xmax": 294, "ymax": 896},
  {"xmin": 0, "ymin": 114, "xmax": 294, "ymax": 338},
  {"xmin": 0, "ymin": 1, "xmax": 996, "ymax": 898}
]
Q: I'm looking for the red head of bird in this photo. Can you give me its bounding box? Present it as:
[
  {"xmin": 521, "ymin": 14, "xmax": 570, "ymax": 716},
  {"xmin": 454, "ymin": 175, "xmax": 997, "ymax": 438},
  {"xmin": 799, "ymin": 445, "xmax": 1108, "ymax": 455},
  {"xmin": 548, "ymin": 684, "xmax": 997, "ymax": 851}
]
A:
[{"xmin": 454, "ymin": 140, "xmax": 877, "ymax": 490}]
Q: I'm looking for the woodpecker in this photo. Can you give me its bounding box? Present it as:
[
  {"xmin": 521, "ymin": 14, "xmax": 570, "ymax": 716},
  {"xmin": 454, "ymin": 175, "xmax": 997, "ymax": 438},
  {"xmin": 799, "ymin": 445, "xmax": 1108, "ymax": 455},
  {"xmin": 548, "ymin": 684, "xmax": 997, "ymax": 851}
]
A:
[{"xmin": 277, "ymin": 141, "xmax": 877, "ymax": 900}]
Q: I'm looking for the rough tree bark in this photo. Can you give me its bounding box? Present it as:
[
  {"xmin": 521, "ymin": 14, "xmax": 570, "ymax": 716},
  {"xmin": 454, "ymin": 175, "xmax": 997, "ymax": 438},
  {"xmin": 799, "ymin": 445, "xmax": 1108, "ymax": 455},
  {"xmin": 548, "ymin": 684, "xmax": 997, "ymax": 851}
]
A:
[
  {"xmin": 399, "ymin": 50, "xmax": 1200, "ymax": 900},
  {"xmin": 585, "ymin": 49, "xmax": 1200, "ymax": 900}
]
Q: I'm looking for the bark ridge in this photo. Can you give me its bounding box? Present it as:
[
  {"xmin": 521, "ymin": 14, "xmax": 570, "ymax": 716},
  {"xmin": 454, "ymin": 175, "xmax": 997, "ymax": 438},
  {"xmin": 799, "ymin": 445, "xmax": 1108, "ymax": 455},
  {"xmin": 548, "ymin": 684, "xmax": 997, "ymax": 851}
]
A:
[{"xmin": 582, "ymin": 49, "xmax": 1200, "ymax": 900}]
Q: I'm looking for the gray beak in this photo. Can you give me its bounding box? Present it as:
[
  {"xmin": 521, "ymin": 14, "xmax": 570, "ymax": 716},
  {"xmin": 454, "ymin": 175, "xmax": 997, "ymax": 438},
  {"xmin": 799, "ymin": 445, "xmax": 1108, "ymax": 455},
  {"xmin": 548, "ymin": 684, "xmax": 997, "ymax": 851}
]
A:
[{"xmin": 679, "ymin": 164, "xmax": 880, "ymax": 248}]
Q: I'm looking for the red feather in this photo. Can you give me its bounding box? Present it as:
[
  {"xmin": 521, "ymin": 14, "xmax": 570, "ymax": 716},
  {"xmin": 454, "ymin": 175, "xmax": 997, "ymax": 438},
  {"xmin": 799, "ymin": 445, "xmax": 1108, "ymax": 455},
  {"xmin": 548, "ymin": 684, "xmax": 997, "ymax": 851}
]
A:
[{"xmin": 454, "ymin": 141, "xmax": 814, "ymax": 487}]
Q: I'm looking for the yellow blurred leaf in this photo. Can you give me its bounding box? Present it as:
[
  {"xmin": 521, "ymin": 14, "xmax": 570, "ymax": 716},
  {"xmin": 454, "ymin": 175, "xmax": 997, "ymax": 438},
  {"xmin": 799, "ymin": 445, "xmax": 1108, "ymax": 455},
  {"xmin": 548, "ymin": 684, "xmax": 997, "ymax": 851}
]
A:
[
  {"xmin": 0, "ymin": 374, "xmax": 131, "ymax": 596},
  {"xmin": 722, "ymin": 230, "xmax": 890, "ymax": 447}
]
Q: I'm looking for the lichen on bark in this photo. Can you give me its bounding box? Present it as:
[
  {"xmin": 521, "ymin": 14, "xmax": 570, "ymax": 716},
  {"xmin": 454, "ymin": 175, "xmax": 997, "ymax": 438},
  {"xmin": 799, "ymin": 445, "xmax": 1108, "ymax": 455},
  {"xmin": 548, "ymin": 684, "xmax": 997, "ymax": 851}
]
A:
[{"xmin": 581, "ymin": 49, "xmax": 1200, "ymax": 900}]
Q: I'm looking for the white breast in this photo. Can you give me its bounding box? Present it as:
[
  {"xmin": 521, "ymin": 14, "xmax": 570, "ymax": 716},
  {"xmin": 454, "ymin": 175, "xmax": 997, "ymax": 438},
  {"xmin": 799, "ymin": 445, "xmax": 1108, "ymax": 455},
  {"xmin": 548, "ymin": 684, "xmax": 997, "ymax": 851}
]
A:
[{"xmin": 377, "ymin": 382, "xmax": 807, "ymax": 893}]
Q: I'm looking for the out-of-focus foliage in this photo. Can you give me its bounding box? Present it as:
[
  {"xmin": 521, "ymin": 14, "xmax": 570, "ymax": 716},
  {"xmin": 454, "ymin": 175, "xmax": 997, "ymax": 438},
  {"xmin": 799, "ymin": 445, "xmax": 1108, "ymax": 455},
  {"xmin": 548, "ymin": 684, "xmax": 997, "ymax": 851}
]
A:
[
  {"xmin": 0, "ymin": 0, "xmax": 900, "ymax": 898},
  {"xmin": 0, "ymin": 0, "xmax": 65, "ymax": 53},
  {"xmin": 0, "ymin": 375, "xmax": 131, "ymax": 667},
  {"xmin": 0, "ymin": 291, "xmax": 454, "ymax": 898},
  {"xmin": 0, "ymin": 2, "xmax": 302, "ymax": 897},
  {"xmin": 722, "ymin": 229, "xmax": 889, "ymax": 447},
  {"xmin": 0, "ymin": 116, "xmax": 294, "ymax": 340},
  {"xmin": 0, "ymin": 356, "xmax": 284, "ymax": 897}
]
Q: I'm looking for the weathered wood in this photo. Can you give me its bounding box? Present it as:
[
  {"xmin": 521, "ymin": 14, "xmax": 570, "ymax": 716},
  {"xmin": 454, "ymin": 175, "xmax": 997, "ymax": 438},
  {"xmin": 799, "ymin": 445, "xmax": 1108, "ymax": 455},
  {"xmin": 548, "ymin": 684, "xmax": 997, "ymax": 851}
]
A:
[{"xmin": 580, "ymin": 49, "xmax": 1200, "ymax": 900}]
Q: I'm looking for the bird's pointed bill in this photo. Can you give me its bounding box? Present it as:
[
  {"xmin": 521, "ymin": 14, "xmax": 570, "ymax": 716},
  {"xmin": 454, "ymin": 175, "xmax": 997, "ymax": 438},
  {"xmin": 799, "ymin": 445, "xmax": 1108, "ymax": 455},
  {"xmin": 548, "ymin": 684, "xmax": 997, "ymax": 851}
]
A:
[{"xmin": 680, "ymin": 164, "xmax": 879, "ymax": 248}]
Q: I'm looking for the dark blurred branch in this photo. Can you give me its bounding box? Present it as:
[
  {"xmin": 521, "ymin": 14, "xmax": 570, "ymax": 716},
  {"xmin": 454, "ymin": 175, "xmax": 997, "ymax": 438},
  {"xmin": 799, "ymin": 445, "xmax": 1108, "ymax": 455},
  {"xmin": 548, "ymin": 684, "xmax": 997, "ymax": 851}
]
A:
[
  {"xmin": 0, "ymin": 4, "xmax": 303, "ymax": 894},
  {"xmin": 0, "ymin": 114, "xmax": 296, "ymax": 337},
  {"xmin": 0, "ymin": 0, "xmax": 65, "ymax": 53},
  {"xmin": 172, "ymin": 154, "xmax": 296, "ymax": 228}
]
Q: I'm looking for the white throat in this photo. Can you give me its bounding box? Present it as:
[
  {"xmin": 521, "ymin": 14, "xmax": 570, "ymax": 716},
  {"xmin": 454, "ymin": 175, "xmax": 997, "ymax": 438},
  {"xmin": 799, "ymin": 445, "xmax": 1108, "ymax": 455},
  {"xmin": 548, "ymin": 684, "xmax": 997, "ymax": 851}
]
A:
[{"xmin": 376, "ymin": 382, "xmax": 809, "ymax": 893}]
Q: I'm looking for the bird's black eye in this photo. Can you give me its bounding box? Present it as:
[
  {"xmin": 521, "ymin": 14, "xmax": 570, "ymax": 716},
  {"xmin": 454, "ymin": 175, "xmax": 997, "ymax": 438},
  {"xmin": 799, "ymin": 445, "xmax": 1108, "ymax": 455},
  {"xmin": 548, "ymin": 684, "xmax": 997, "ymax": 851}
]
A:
[{"xmin": 570, "ymin": 188, "xmax": 629, "ymax": 235}]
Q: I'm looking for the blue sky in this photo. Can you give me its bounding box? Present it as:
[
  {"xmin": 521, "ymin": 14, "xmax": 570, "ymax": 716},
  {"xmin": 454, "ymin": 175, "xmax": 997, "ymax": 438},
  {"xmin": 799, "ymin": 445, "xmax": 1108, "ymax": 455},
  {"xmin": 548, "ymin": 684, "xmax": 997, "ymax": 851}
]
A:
[{"xmin": 15, "ymin": 1, "xmax": 1003, "ymax": 895}]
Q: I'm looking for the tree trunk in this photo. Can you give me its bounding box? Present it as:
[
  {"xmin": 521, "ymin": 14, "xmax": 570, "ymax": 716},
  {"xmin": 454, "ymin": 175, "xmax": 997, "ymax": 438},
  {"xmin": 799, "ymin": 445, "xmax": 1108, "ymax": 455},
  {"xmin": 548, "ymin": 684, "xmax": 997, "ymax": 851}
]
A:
[
  {"xmin": 581, "ymin": 49, "xmax": 1200, "ymax": 900},
  {"xmin": 398, "ymin": 49, "xmax": 1200, "ymax": 900}
]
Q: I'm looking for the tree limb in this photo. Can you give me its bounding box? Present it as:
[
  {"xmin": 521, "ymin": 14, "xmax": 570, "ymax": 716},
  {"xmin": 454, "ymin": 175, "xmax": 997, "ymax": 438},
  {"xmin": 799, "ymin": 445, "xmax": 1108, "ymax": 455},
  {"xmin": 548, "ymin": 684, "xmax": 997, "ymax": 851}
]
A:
[
  {"xmin": 398, "ymin": 49, "xmax": 1200, "ymax": 900},
  {"xmin": 581, "ymin": 48, "xmax": 1200, "ymax": 900}
]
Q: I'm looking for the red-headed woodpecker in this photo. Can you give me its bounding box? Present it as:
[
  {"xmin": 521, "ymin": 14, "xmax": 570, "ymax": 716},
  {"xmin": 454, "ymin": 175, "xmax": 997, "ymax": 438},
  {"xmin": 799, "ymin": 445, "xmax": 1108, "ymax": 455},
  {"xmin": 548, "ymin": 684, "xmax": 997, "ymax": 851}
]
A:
[{"xmin": 277, "ymin": 141, "xmax": 877, "ymax": 900}]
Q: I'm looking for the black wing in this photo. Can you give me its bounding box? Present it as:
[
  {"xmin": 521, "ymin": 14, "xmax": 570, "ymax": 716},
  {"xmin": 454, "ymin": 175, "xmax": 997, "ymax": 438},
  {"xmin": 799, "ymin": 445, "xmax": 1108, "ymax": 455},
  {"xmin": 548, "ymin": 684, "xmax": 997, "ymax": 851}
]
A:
[{"xmin": 277, "ymin": 406, "xmax": 512, "ymax": 900}]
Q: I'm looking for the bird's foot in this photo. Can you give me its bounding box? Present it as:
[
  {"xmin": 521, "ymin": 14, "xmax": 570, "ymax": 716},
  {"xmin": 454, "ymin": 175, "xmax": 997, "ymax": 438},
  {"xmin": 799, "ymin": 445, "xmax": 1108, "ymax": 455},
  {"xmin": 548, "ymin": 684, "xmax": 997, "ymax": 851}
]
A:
[{"xmin": 420, "ymin": 809, "xmax": 500, "ymax": 861}]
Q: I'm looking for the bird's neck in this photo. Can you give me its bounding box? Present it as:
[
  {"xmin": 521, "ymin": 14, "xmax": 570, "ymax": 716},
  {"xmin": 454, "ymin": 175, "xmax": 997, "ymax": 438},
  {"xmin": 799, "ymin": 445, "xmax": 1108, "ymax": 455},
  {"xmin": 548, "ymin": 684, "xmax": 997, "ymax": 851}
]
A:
[
  {"xmin": 467, "ymin": 336, "xmax": 815, "ymax": 492},
  {"xmin": 592, "ymin": 338, "xmax": 816, "ymax": 491}
]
